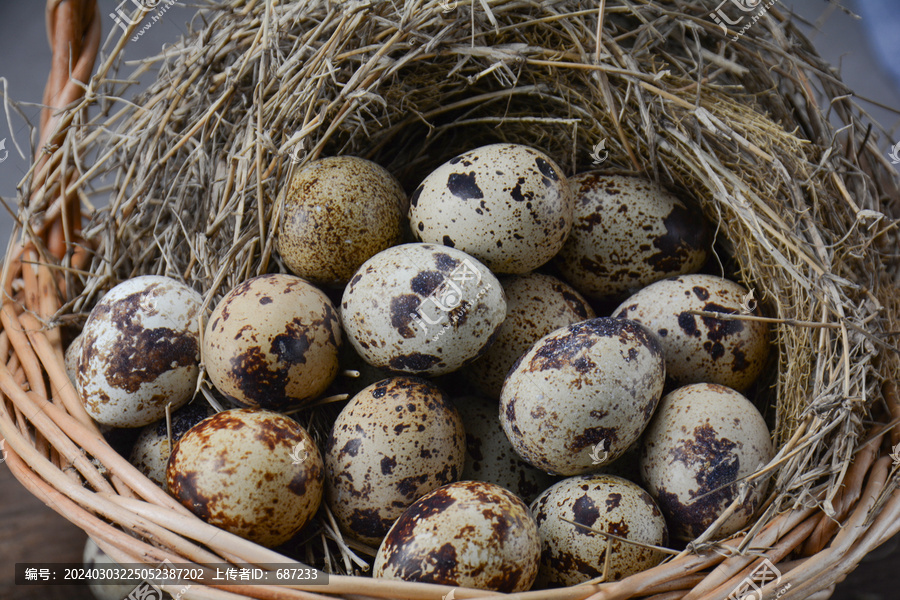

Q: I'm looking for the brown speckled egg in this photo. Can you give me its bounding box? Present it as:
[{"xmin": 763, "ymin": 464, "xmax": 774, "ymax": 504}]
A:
[
  {"xmin": 204, "ymin": 274, "xmax": 341, "ymax": 410},
  {"xmin": 166, "ymin": 408, "xmax": 323, "ymax": 547},
  {"xmin": 639, "ymin": 383, "xmax": 774, "ymax": 541},
  {"xmin": 531, "ymin": 474, "xmax": 668, "ymax": 586},
  {"xmin": 65, "ymin": 333, "xmax": 83, "ymax": 388},
  {"xmin": 340, "ymin": 243, "xmax": 505, "ymax": 376},
  {"xmin": 277, "ymin": 156, "xmax": 407, "ymax": 287},
  {"xmin": 455, "ymin": 396, "xmax": 557, "ymax": 503},
  {"xmin": 463, "ymin": 273, "xmax": 595, "ymax": 398},
  {"xmin": 324, "ymin": 377, "xmax": 465, "ymax": 546},
  {"xmin": 613, "ymin": 274, "xmax": 769, "ymax": 391},
  {"xmin": 129, "ymin": 402, "xmax": 215, "ymax": 486},
  {"xmin": 500, "ymin": 318, "xmax": 665, "ymax": 476},
  {"xmin": 553, "ymin": 173, "xmax": 709, "ymax": 301},
  {"xmin": 409, "ymin": 143, "xmax": 574, "ymax": 274},
  {"xmin": 78, "ymin": 276, "xmax": 202, "ymax": 428},
  {"xmin": 374, "ymin": 481, "xmax": 540, "ymax": 592}
]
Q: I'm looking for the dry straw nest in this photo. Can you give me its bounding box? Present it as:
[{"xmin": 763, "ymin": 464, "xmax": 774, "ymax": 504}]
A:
[{"xmin": 3, "ymin": 0, "xmax": 900, "ymax": 598}]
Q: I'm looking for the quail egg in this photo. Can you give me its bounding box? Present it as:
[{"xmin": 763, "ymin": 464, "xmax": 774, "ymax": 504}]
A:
[
  {"xmin": 341, "ymin": 243, "xmax": 506, "ymax": 376},
  {"xmin": 531, "ymin": 474, "xmax": 668, "ymax": 586},
  {"xmin": 374, "ymin": 480, "xmax": 541, "ymax": 592},
  {"xmin": 455, "ymin": 395, "xmax": 557, "ymax": 503},
  {"xmin": 553, "ymin": 173, "xmax": 710, "ymax": 300},
  {"xmin": 204, "ymin": 274, "xmax": 341, "ymax": 410},
  {"xmin": 409, "ymin": 143, "xmax": 574, "ymax": 274},
  {"xmin": 129, "ymin": 402, "xmax": 215, "ymax": 486},
  {"xmin": 65, "ymin": 333, "xmax": 83, "ymax": 389},
  {"xmin": 324, "ymin": 377, "xmax": 465, "ymax": 546},
  {"xmin": 639, "ymin": 383, "xmax": 774, "ymax": 541},
  {"xmin": 500, "ymin": 317, "xmax": 665, "ymax": 475},
  {"xmin": 277, "ymin": 156, "xmax": 407, "ymax": 287},
  {"xmin": 463, "ymin": 273, "xmax": 595, "ymax": 398},
  {"xmin": 613, "ymin": 274, "xmax": 769, "ymax": 391},
  {"xmin": 78, "ymin": 275, "xmax": 202, "ymax": 428},
  {"xmin": 167, "ymin": 408, "xmax": 323, "ymax": 548}
]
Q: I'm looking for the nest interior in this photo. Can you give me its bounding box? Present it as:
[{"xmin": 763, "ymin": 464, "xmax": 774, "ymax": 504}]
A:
[{"xmin": 6, "ymin": 0, "xmax": 900, "ymax": 597}]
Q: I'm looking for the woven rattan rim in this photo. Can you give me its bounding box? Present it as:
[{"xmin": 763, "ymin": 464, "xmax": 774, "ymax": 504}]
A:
[{"xmin": 1, "ymin": 1, "xmax": 899, "ymax": 599}]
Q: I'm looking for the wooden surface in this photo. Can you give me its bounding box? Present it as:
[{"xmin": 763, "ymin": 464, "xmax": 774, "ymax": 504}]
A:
[{"xmin": 1, "ymin": 459, "xmax": 897, "ymax": 600}]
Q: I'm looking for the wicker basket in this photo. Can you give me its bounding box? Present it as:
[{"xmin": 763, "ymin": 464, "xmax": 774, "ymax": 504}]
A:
[{"xmin": 3, "ymin": 1, "xmax": 900, "ymax": 599}]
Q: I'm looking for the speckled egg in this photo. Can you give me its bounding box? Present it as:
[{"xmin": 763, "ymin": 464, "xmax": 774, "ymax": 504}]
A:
[
  {"xmin": 324, "ymin": 377, "xmax": 465, "ymax": 546},
  {"xmin": 409, "ymin": 143, "xmax": 574, "ymax": 274},
  {"xmin": 531, "ymin": 474, "xmax": 668, "ymax": 586},
  {"xmin": 204, "ymin": 274, "xmax": 341, "ymax": 410},
  {"xmin": 129, "ymin": 402, "xmax": 215, "ymax": 486},
  {"xmin": 455, "ymin": 395, "xmax": 557, "ymax": 503},
  {"xmin": 166, "ymin": 408, "xmax": 323, "ymax": 547},
  {"xmin": 65, "ymin": 333, "xmax": 83, "ymax": 388},
  {"xmin": 374, "ymin": 481, "xmax": 541, "ymax": 592},
  {"xmin": 277, "ymin": 156, "xmax": 407, "ymax": 287},
  {"xmin": 500, "ymin": 318, "xmax": 665, "ymax": 476},
  {"xmin": 639, "ymin": 383, "xmax": 774, "ymax": 541},
  {"xmin": 341, "ymin": 243, "xmax": 506, "ymax": 376},
  {"xmin": 553, "ymin": 173, "xmax": 710, "ymax": 301},
  {"xmin": 78, "ymin": 275, "xmax": 202, "ymax": 428},
  {"xmin": 613, "ymin": 274, "xmax": 769, "ymax": 391},
  {"xmin": 463, "ymin": 273, "xmax": 595, "ymax": 398}
]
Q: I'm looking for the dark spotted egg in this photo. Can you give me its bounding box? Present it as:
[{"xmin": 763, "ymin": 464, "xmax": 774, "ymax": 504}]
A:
[
  {"xmin": 166, "ymin": 408, "xmax": 324, "ymax": 548},
  {"xmin": 613, "ymin": 274, "xmax": 769, "ymax": 391},
  {"xmin": 340, "ymin": 243, "xmax": 505, "ymax": 376},
  {"xmin": 64, "ymin": 333, "xmax": 83, "ymax": 389},
  {"xmin": 463, "ymin": 273, "xmax": 595, "ymax": 399},
  {"xmin": 455, "ymin": 395, "xmax": 557, "ymax": 503},
  {"xmin": 129, "ymin": 402, "xmax": 215, "ymax": 486},
  {"xmin": 203, "ymin": 274, "xmax": 341, "ymax": 410},
  {"xmin": 409, "ymin": 143, "xmax": 574, "ymax": 274},
  {"xmin": 500, "ymin": 317, "xmax": 665, "ymax": 476},
  {"xmin": 553, "ymin": 173, "xmax": 710, "ymax": 301},
  {"xmin": 530, "ymin": 474, "xmax": 668, "ymax": 586},
  {"xmin": 639, "ymin": 383, "xmax": 774, "ymax": 541},
  {"xmin": 277, "ymin": 156, "xmax": 407, "ymax": 287},
  {"xmin": 324, "ymin": 377, "xmax": 465, "ymax": 546},
  {"xmin": 374, "ymin": 480, "xmax": 541, "ymax": 592},
  {"xmin": 77, "ymin": 276, "xmax": 202, "ymax": 428}
]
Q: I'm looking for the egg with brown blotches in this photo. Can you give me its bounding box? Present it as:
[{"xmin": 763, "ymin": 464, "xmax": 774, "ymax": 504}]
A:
[
  {"xmin": 65, "ymin": 333, "xmax": 83, "ymax": 389},
  {"xmin": 340, "ymin": 243, "xmax": 505, "ymax": 376},
  {"xmin": 531, "ymin": 474, "xmax": 668, "ymax": 586},
  {"xmin": 203, "ymin": 274, "xmax": 341, "ymax": 410},
  {"xmin": 500, "ymin": 317, "xmax": 665, "ymax": 476},
  {"xmin": 374, "ymin": 481, "xmax": 541, "ymax": 592},
  {"xmin": 553, "ymin": 173, "xmax": 709, "ymax": 301},
  {"xmin": 277, "ymin": 156, "xmax": 407, "ymax": 287},
  {"xmin": 454, "ymin": 395, "xmax": 557, "ymax": 503},
  {"xmin": 613, "ymin": 274, "xmax": 769, "ymax": 391},
  {"xmin": 639, "ymin": 383, "xmax": 774, "ymax": 541},
  {"xmin": 166, "ymin": 408, "xmax": 323, "ymax": 548},
  {"xmin": 409, "ymin": 143, "xmax": 574, "ymax": 274},
  {"xmin": 324, "ymin": 377, "xmax": 465, "ymax": 546},
  {"xmin": 78, "ymin": 276, "xmax": 202, "ymax": 428},
  {"xmin": 129, "ymin": 402, "xmax": 215, "ymax": 487},
  {"xmin": 463, "ymin": 273, "xmax": 595, "ymax": 398}
]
